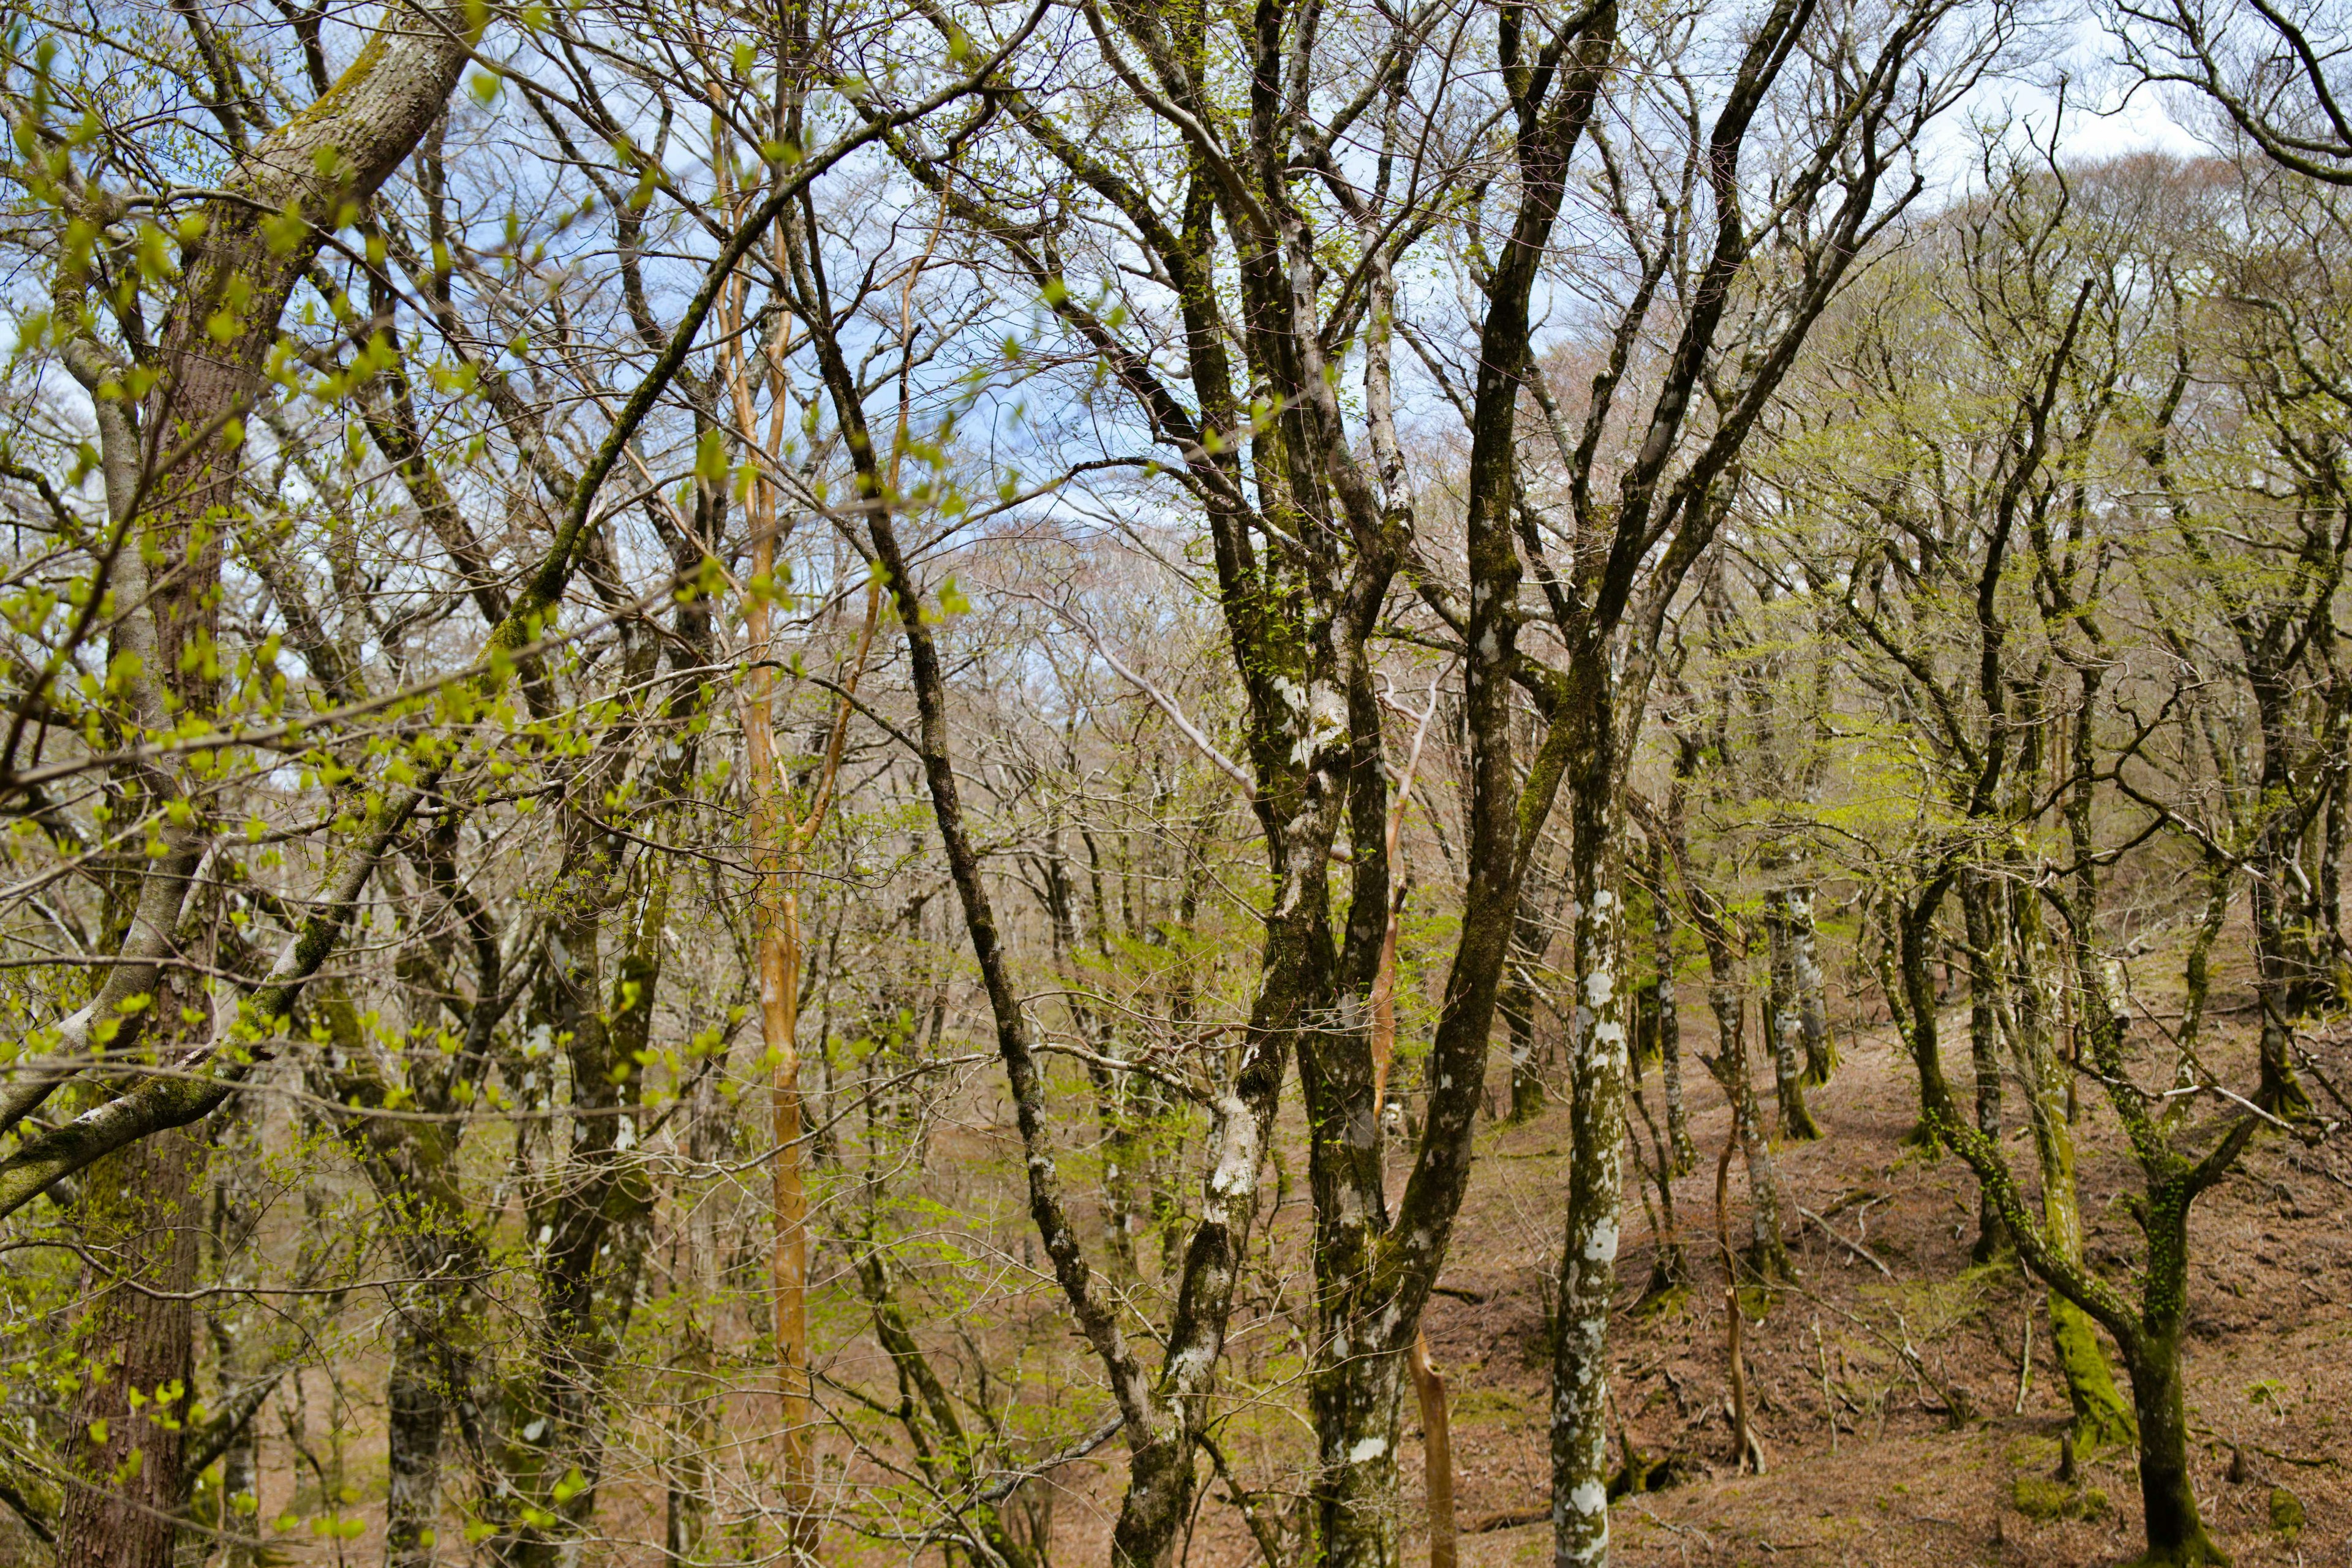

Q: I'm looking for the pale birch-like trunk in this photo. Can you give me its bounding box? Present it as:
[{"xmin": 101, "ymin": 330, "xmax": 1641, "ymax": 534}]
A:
[
  {"xmin": 1551, "ymin": 738, "xmax": 1628, "ymax": 1568},
  {"xmin": 1763, "ymin": 890, "xmax": 1820, "ymax": 1140}
]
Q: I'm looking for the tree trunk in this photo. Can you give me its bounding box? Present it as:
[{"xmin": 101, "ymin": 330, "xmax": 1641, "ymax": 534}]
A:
[
  {"xmin": 1313, "ymin": 1345, "xmax": 1406, "ymax": 1568},
  {"xmin": 2122, "ymin": 1332, "xmax": 2225, "ymax": 1566},
  {"xmin": 1626, "ymin": 1065, "xmax": 1684, "ymax": 1295},
  {"xmin": 2323, "ymin": 760, "xmax": 2348, "ymax": 1004},
  {"xmin": 1703, "ymin": 986, "xmax": 1789, "ymax": 1281},
  {"xmin": 2169, "ymin": 858, "xmax": 2232, "ymax": 1130},
  {"xmin": 1412, "ymin": 1334, "xmax": 1455, "ymax": 1568},
  {"xmin": 752, "ymin": 805, "xmax": 817, "ymax": 1552},
  {"xmin": 2248, "ymin": 689, "xmax": 2316, "ymax": 1115},
  {"xmin": 2247, "ymin": 821, "xmax": 2313, "ymax": 1115},
  {"xmin": 1501, "ymin": 974, "xmax": 1544, "ymax": 1122},
  {"xmin": 1893, "ymin": 890, "xmax": 1957, "ymax": 1144},
  {"xmin": 1504, "ymin": 887, "xmax": 1554, "ymax": 1121},
  {"xmin": 1649, "ymin": 844, "xmax": 1695, "ymax": 1175},
  {"xmin": 386, "ymin": 1307, "xmax": 451, "ymax": 1568},
  {"xmin": 1551, "ymin": 699, "xmax": 1628, "ymax": 1568},
  {"xmin": 1371, "ymin": 866, "xmax": 1459, "ymax": 1568},
  {"xmin": 1764, "ymin": 890, "xmax": 1820, "ymax": 1141},
  {"xmin": 1788, "ymin": 888, "xmax": 1835, "ymax": 1087},
  {"xmin": 57, "ymin": 1126, "xmax": 201, "ymax": 1568},
  {"xmin": 307, "ymin": 982, "xmax": 487, "ymax": 1568},
  {"xmin": 498, "ymin": 834, "xmax": 665, "ymax": 1567},
  {"xmin": 1959, "ymin": 873, "xmax": 2010, "ymax": 1263},
  {"xmin": 2008, "ymin": 884, "xmax": 2133, "ymax": 1450}
]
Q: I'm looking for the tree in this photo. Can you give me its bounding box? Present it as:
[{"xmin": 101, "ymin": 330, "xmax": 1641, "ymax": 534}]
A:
[
  {"xmin": 2114, "ymin": 0, "xmax": 2352, "ymax": 185},
  {"xmin": 1488, "ymin": 0, "xmax": 2004, "ymax": 1553}
]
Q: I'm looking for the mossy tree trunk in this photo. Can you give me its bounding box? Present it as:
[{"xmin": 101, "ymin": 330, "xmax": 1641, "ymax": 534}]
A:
[
  {"xmin": 1926, "ymin": 834, "xmax": 2257, "ymax": 1565},
  {"xmin": 2005, "ymin": 880, "xmax": 2133, "ymax": 1450},
  {"xmin": 1958, "ymin": 872, "xmax": 2010, "ymax": 1263},
  {"xmin": 2114, "ymin": 1189, "xmax": 2228, "ymax": 1567}
]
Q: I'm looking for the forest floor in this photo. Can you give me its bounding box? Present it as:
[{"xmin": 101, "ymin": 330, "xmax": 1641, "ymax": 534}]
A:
[{"xmin": 1415, "ymin": 1004, "xmax": 2352, "ymax": 1568}]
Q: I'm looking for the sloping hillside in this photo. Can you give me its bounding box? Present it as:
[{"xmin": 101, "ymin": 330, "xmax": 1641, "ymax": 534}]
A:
[{"xmin": 1416, "ymin": 1014, "xmax": 2350, "ymax": 1567}]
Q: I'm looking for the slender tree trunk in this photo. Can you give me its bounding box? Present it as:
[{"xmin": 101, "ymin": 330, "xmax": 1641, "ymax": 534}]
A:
[
  {"xmin": 1504, "ymin": 887, "xmax": 1554, "ymax": 1121},
  {"xmin": 738, "ymin": 382, "xmax": 813, "ymax": 1558},
  {"xmin": 2168, "ymin": 858, "xmax": 2231, "ymax": 1130},
  {"xmin": 731, "ymin": 303, "xmax": 874, "ymax": 1536},
  {"xmin": 2248, "ymin": 687, "xmax": 2317, "ymax": 1115},
  {"xmin": 1649, "ymin": 845, "xmax": 1694, "ymax": 1175},
  {"xmin": 1703, "ymin": 985, "xmax": 1789, "ymax": 1281},
  {"xmin": 1302, "ymin": 926, "xmax": 1401, "ymax": 1568},
  {"xmin": 1788, "ymin": 888, "xmax": 1834, "ymax": 1087},
  {"xmin": 2248, "ymin": 842, "xmax": 2315, "ymax": 1116},
  {"xmin": 665, "ymin": 1122, "xmax": 721, "ymax": 1566},
  {"xmin": 1501, "ymin": 976, "xmax": 1542, "ymax": 1122},
  {"xmin": 1893, "ymin": 889, "xmax": 1957, "ymax": 1144},
  {"xmin": 216, "ymin": 1411, "xmax": 258, "ymax": 1568},
  {"xmin": 1370, "ymin": 873, "xmax": 1457, "ymax": 1568},
  {"xmin": 758, "ymin": 857, "xmax": 818, "ymax": 1549},
  {"xmin": 1714, "ymin": 1135, "xmax": 1762, "ymax": 1475},
  {"xmin": 308, "ymin": 983, "xmax": 486, "ymax": 1568},
  {"xmin": 499, "ymin": 832, "xmax": 665, "ymax": 1567},
  {"xmin": 1764, "ymin": 890, "xmax": 1820, "ymax": 1141},
  {"xmin": 1411, "ymin": 1335, "xmax": 1455, "ymax": 1568},
  {"xmin": 853, "ymin": 1246, "xmax": 1040, "ymax": 1568},
  {"xmin": 1626, "ymin": 1065, "xmax": 1684, "ymax": 1295},
  {"xmin": 2318, "ymin": 761, "xmax": 2348, "ymax": 1006}
]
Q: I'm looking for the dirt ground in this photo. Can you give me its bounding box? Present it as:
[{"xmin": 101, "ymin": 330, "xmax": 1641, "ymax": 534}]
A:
[{"xmin": 1415, "ymin": 1014, "xmax": 2352, "ymax": 1568}]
